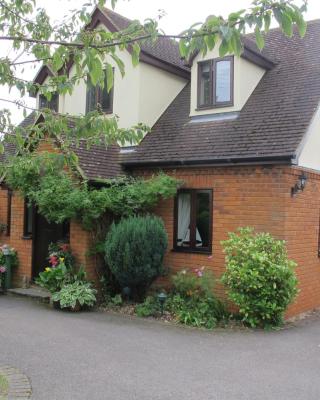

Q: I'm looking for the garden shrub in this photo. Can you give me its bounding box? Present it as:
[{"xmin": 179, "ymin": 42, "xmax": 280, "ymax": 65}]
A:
[
  {"xmin": 36, "ymin": 242, "xmax": 86, "ymax": 293},
  {"xmin": 51, "ymin": 281, "xmax": 97, "ymax": 310},
  {"xmin": 135, "ymin": 296, "xmax": 160, "ymax": 317},
  {"xmin": 105, "ymin": 215, "xmax": 168, "ymax": 298},
  {"xmin": 167, "ymin": 268, "xmax": 227, "ymax": 329},
  {"xmin": 221, "ymin": 227, "xmax": 298, "ymax": 328}
]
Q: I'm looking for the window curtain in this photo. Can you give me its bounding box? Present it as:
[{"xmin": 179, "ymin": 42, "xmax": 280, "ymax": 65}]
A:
[{"xmin": 177, "ymin": 193, "xmax": 191, "ymax": 246}]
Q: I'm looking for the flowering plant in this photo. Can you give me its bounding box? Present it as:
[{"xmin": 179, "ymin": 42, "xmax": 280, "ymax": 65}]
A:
[
  {"xmin": 0, "ymin": 244, "xmax": 18, "ymax": 267},
  {"xmin": 0, "ymin": 266, "xmax": 6, "ymax": 274},
  {"xmin": 48, "ymin": 242, "xmax": 74, "ymax": 269},
  {"xmin": 172, "ymin": 267, "xmax": 214, "ymax": 298}
]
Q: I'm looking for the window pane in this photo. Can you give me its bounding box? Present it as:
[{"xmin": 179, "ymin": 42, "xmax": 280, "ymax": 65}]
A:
[
  {"xmin": 215, "ymin": 60, "xmax": 231, "ymax": 103},
  {"xmin": 177, "ymin": 192, "xmax": 191, "ymax": 247},
  {"xmin": 196, "ymin": 192, "xmax": 210, "ymax": 248},
  {"xmin": 86, "ymin": 76, "xmax": 96, "ymax": 113},
  {"xmin": 39, "ymin": 93, "xmax": 59, "ymax": 112},
  {"xmin": 25, "ymin": 202, "xmax": 33, "ymax": 235},
  {"xmin": 199, "ymin": 62, "xmax": 211, "ymax": 106}
]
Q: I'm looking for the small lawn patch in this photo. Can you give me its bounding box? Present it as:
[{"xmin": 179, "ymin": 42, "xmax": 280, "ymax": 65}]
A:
[{"xmin": 0, "ymin": 373, "xmax": 9, "ymax": 399}]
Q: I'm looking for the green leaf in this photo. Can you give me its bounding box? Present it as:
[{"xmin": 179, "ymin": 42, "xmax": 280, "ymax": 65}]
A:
[
  {"xmin": 0, "ymin": 142, "xmax": 4, "ymax": 154},
  {"xmin": 89, "ymin": 57, "xmax": 103, "ymax": 87},
  {"xmin": 179, "ymin": 39, "xmax": 188, "ymax": 58},
  {"xmin": 255, "ymin": 27, "xmax": 264, "ymax": 50},
  {"xmin": 219, "ymin": 39, "xmax": 229, "ymax": 57},
  {"xmin": 296, "ymin": 15, "xmax": 307, "ymax": 37},
  {"xmin": 106, "ymin": 64, "xmax": 114, "ymax": 93},
  {"xmin": 131, "ymin": 43, "xmax": 141, "ymax": 67},
  {"xmin": 264, "ymin": 13, "xmax": 271, "ymax": 33},
  {"xmin": 204, "ymin": 34, "xmax": 216, "ymax": 51}
]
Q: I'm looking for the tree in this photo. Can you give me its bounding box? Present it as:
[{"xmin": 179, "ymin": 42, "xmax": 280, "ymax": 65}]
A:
[{"xmin": 0, "ymin": 0, "xmax": 308, "ymax": 170}]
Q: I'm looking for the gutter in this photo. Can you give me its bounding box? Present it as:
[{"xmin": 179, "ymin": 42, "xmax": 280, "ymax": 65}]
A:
[{"xmin": 123, "ymin": 155, "xmax": 294, "ymax": 169}]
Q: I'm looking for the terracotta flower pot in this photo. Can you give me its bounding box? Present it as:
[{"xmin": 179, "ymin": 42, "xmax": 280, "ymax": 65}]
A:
[{"xmin": 70, "ymin": 302, "xmax": 81, "ymax": 312}]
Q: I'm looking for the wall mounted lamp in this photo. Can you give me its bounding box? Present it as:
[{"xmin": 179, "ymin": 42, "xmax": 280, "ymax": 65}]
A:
[{"xmin": 291, "ymin": 173, "xmax": 307, "ymax": 197}]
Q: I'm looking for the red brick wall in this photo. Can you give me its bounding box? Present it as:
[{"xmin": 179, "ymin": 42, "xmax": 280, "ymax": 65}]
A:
[
  {"xmin": 70, "ymin": 221, "xmax": 99, "ymax": 285},
  {"xmin": 3, "ymin": 161, "xmax": 320, "ymax": 318},
  {"xmin": 0, "ymin": 188, "xmax": 33, "ymax": 285},
  {"xmin": 135, "ymin": 165, "xmax": 320, "ymax": 318}
]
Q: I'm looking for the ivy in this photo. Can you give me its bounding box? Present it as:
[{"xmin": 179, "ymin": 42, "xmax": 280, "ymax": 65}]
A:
[{"xmin": 5, "ymin": 152, "xmax": 181, "ymax": 229}]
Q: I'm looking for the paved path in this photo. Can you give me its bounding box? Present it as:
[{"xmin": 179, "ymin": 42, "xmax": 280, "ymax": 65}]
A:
[{"xmin": 1, "ymin": 295, "xmax": 320, "ymax": 400}]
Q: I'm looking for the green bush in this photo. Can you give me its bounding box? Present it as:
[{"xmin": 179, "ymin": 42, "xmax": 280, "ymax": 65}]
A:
[
  {"xmin": 135, "ymin": 296, "xmax": 160, "ymax": 317},
  {"xmin": 172, "ymin": 268, "xmax": 214, "ymax": 298},
  {"xmin": 52, "ymin": 281, "xmax": 97, "ymax": 310},
  {"xmin": 221, "ymin": 227, "xmax": 298, "ymax": 328},
  {"xmin": 105, "ymin": 216, "xmax": 168, "ymax": 298},
  {"xmin": 167, "ymin": 269, "xmax": 227, "ymax": 329}
]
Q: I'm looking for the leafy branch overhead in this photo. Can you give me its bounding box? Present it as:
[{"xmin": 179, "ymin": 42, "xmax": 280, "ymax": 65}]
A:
[{"xmin": 0, "ymin": 0, "xmax": 308, "ymax": 157}]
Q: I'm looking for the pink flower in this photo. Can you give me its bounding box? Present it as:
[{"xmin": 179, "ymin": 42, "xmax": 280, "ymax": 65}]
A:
[
  {"xmin": 0, "ymin": 266, "xmax": 6, "ymax": 273},
  {"xmin": 197, "ymin": 270, "xmax": 203, "ymax": 277}
]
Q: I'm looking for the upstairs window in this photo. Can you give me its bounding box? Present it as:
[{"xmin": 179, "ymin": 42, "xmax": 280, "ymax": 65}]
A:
[
  {"xmin": 39, "ymin": 93, "xmax": 59, "ymax": 112},
  {"xmin": 86, "ymin": 72, "xmax": 114, "ymax": 114},
  {"xmin": 197, "ymin": 56, "xmax": 233, "ymax": 109},
  {"xmin": 174, "ymin": 189, "xmax": 213, "ymax": 253}
]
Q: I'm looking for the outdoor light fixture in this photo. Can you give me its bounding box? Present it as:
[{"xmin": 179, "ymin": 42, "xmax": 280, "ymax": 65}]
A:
[
  {"xmin": 157, "ymin": 292, "xmax": 167, "ymax": 315},
  {"xmin": 291, "ymin": 173, "xmax": 307, "ymax": 197},
  {"xmin": 122, "ymin": 286, "xmax": 131, "ymax": 300}
]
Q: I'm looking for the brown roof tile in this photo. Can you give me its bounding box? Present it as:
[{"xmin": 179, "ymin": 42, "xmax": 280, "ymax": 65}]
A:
[{"xmin": 123, "ymin": 20, "xmax": 320, "ymax": 167}]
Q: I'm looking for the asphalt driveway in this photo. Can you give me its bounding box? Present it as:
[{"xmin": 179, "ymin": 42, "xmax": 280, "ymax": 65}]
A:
[{"xmin": 1, "ymin": 295, "xmax": 320, "ymax": 400}]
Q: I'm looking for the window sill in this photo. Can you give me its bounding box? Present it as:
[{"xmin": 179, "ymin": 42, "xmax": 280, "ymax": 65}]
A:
[
  {"xmin": 171, "ymin": 248, "xmax": 212, "ymax": 255},
  {"xmin": 21, "ymin": 235, "xmax": 32, "ymax": 240},
  {"xmin": 196, "ymin": 103, "xmax": 233, "ymax": 111}
]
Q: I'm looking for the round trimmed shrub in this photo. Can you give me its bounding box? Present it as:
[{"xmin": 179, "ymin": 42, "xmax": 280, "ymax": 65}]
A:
[
  {"xmin": 105, "ymin": 216, "xmax": 168, "ymax": 297},
  {"xmin": 221, "ymin": 227, "xmax": 298, "ymax": 328}
]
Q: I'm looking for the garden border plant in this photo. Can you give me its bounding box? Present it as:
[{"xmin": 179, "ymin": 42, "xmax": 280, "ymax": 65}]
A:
[{"xmin": 221, "ymin": 227, "xmax": 298, "ymax": 328}]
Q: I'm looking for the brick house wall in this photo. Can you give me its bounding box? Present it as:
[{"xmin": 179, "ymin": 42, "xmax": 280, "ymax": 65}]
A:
[
  {"xmin": 2, "ymin": 162, "xmax": 320, "ymax": 317},
  {"xmin": 134, "ymin": 164, "xmax": 320, "ymax": 318}
]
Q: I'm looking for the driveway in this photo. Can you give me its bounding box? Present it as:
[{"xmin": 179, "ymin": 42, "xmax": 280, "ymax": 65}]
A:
[{"xmin": 1, "ymin": 295, "xmax": 320, "ymax": 400}]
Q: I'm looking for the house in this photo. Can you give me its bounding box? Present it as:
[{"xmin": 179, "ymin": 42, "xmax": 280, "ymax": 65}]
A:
[{"xmin": 1, "ymin": 6, "xmax": 320, "ymax": 317}]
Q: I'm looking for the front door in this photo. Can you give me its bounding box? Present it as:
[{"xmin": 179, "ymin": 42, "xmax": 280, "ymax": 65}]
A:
[{"xmin": 32, "ymin": 212, "xmax": 69, "ymax": 278}]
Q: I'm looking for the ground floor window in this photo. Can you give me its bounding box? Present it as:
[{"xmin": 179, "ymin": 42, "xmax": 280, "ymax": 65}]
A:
[
  {"xmin": 174, "ymin": 189, "xmax": 212, "ymax": 252},
  {"xmin": 24, "ymin": 200, "xmax": 33, "ymax": 238}
]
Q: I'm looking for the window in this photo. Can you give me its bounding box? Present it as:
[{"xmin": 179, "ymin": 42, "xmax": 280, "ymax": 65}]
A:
[
  {"xmin": 39, "ymin": 93, "xmax": 59, "ymax": 112},
  {"xmin": 86, "ymin": 71, "xmax": 114, "ymax": 114},
  {"xmin": 174, "ymin": 189, "xmax": 212, "ymax": 252},
  {"xmin": 197, "ymin": 56, "xmax": 233, "ymax": 109},
  {"xmin": 24, "ymin": 200, "xmax": 34, "ymax": 238}
]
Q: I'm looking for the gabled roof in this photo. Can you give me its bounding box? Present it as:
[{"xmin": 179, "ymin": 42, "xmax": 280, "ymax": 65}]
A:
[
  {"xmin": 123, "ymin": 20, "xmax": 320, "ymax": 167},
  {"xmin": 1, "ymin": 112, "xmax": 123, "ymax": 181},
  {"xmin": 32, "ymin": 6, "xmax": 190, "ymax": 92}
]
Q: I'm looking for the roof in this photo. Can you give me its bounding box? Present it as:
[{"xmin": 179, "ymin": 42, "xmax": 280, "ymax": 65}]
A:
[
  {"xmin": 101, "ymin": 7, "xmax": 190, "ymax": 73},
  {"xmin": 32, "ymin": 6, "xmax": 190, "ymax": 91},
  {"xmin": 123, "ymin": 20, "xmax": 320, "ymax": 167},
  {"xmin": 1, "ymin": 112, "xmax": 123, "ymax": 181}
]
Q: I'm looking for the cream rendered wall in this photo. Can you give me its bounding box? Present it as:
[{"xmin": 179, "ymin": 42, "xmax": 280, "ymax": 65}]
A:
[
  {"xmin": 297, "ymin": 103, "xmax": 320, "ymax": 171},
  {"xmin": 62, "ymin": 48, "xmax": 141, "ymax": 129},
  {"xmin": 36, "ymin": 22, "xmax": 187, "ymax": 130},
  {"xmin": 138, "ymin": 63, "xmax": 187, "ymax": 127},
  {"xmin": 190, "ymin": 44, "xmax": 266, "ymax": 116}
]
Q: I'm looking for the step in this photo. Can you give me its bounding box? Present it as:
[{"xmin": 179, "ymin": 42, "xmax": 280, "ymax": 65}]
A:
[{"xmin": 7, "ymin": 287, "xmax": 51, "ymax": 303}]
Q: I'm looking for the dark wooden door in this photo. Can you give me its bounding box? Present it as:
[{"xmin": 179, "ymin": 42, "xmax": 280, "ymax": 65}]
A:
[{"xmin": 32, "ymin": 212, "xmax": 69, "ymax": 278}]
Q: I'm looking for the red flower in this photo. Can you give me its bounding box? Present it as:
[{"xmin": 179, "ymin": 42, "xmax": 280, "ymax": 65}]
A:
[
  {"xmin": 49, "ymin": 255, "xmax": 58, "ymax": 266},
  {"xmin": 60, "ymin": 243, "xmax": 69, "ymax": 252}
]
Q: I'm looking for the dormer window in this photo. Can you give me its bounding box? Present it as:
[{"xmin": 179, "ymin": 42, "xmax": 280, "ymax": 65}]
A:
[
  {"xmin": 197, "ymin": 56, "xmax": 233, "ymax": 109},
  {"xmin": 86, "ymin": 72, "xmax": 114, "ymax": 114},
  {"xmin": 39, "ymin": 93, "xmax": 59, "ymax": 112}
]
